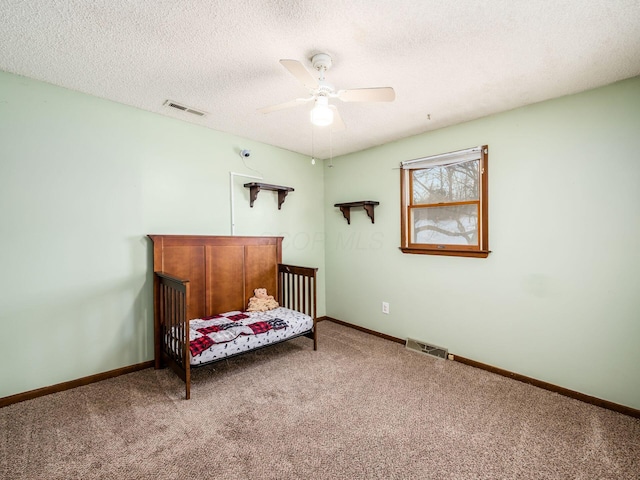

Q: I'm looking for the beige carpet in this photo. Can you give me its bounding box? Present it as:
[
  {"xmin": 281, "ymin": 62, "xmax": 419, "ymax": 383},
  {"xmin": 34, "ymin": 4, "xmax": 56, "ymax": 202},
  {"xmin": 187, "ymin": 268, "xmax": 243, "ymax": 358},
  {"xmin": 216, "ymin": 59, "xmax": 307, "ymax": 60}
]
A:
[{"xmin": 1, "ymin": 321, "xmax": 639, "ymax": 479}]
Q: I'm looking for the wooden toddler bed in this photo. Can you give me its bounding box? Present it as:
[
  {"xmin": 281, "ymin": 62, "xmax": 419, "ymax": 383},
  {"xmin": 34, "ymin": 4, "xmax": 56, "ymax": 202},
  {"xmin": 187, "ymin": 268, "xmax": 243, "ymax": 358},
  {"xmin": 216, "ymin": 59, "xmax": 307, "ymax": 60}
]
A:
[{"xmin": 149, "ymin": 235, "xmax": 318, "ymax": 399}]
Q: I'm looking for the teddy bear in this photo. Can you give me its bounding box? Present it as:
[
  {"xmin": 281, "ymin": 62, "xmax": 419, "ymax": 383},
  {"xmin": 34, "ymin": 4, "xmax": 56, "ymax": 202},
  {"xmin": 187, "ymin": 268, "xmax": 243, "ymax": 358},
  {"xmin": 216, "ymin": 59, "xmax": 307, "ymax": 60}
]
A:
[{"xmin": 247, "ymin": 288, "xmax": 279, "ymax": 312}]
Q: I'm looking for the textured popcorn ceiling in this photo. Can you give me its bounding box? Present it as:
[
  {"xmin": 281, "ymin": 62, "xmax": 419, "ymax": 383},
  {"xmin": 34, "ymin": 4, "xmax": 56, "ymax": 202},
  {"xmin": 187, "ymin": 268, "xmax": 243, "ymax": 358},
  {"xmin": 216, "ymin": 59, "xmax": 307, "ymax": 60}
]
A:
[{"xmin": 1, "ymin": 1, "xmax": 639, "ymax": 159}]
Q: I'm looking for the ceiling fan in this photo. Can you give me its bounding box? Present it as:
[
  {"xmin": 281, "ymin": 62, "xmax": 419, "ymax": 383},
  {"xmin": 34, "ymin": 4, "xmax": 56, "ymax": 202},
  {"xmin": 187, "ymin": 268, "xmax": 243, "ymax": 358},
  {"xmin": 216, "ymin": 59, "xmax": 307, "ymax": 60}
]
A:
[{"xmin": 258, "ymin": 53, "xmax": 395, "ymax": 129}]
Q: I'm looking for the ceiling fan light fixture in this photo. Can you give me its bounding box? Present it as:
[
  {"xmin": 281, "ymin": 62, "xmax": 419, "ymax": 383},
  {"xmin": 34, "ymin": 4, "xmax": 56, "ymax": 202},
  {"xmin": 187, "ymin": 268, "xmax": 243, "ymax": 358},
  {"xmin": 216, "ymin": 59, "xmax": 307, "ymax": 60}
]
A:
[{"xmin": 310, "ymin": 96, "xmax": 334, "ymax": 126}]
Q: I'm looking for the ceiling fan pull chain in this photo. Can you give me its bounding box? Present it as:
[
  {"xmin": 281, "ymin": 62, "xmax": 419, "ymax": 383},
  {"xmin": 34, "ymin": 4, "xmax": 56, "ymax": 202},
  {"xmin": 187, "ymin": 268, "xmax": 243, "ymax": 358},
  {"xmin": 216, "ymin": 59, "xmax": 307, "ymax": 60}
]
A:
[
  {"xmin": 329, "ymin": 127, "xmax": 334, "ymax": 168},
  {"xmin": 311, "ymin": 123, "xmax": 316, "ymax": 165}
]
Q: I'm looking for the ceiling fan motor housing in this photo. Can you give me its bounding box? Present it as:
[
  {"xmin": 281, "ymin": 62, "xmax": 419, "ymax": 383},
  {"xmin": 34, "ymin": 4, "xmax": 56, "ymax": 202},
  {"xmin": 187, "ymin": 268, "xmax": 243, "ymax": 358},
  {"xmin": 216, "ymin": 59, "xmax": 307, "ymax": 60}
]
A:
[{"xmin": 317, "ymin": 84, "xmax": 334, "ymax": 96}]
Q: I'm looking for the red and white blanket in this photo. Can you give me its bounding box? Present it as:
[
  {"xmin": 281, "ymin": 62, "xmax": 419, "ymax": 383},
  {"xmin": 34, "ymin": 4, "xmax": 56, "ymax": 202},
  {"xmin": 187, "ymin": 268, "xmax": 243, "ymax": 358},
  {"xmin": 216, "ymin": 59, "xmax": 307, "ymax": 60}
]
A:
[{"xmin": 188, "ymin": 311, "xmax": 288, "ymax": 357}]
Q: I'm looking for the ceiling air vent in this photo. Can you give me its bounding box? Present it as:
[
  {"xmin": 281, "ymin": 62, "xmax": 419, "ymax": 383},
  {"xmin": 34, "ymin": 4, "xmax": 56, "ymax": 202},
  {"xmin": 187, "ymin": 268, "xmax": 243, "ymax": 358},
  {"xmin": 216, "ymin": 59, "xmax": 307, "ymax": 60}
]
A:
[
  {"xmin": 405, "ymin": 338, "xmax": 448, "ymax": 359},
  {"xmin": 163, "ymin": 100, "xmax": 207, "ymax": 117}
]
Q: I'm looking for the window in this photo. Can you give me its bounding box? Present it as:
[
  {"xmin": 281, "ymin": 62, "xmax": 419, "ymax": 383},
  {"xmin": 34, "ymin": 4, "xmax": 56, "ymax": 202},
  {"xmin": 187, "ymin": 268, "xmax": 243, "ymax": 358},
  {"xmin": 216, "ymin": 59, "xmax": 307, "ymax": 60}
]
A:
[{"xmin": 400, "ymin": 145, "xmax": 489, "ymax": 258}]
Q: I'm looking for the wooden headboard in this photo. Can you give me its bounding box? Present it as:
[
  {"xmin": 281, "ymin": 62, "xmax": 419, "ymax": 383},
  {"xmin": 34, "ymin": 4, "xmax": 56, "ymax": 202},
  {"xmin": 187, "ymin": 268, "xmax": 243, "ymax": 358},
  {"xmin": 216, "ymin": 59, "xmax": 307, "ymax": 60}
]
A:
[{"xmin": 149, "ymin": 235, "xmax": 283, "ymax": 319}]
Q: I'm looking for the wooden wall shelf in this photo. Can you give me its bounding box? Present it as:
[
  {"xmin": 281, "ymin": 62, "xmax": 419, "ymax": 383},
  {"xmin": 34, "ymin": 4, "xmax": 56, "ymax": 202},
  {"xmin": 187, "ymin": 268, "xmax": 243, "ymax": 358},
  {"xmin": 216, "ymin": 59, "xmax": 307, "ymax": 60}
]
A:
[
  {"xmin": 334, "ymin": 201, "xmax": 380, "ymax": 224},
  {"xmin": 244, "ymin": 182, "xmax": 294, "ymax": 210}
]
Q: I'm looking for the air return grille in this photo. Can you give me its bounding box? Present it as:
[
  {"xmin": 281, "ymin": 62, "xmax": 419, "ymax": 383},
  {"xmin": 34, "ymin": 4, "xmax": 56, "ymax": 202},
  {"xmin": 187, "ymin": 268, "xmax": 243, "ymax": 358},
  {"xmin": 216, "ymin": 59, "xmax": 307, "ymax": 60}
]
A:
[
  {"xmin": 163, "ymin": 100, "xmax": 207, "ymax": 117},
  {"xmin": 405, "ymin": 338, "xmax": 448, "ymax": 359}
]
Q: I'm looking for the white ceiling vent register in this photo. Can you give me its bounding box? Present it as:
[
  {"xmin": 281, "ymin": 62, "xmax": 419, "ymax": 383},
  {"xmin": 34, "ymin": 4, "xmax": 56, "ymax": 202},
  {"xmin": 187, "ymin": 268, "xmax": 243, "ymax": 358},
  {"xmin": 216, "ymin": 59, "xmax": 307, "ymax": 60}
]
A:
[
  {"xmin": 405, "ymin": 338, "xmax": 448, "ymax": 359},
  {"xmin": 163, "ymin": 100, "xmax": 207, "ymax": 117}
]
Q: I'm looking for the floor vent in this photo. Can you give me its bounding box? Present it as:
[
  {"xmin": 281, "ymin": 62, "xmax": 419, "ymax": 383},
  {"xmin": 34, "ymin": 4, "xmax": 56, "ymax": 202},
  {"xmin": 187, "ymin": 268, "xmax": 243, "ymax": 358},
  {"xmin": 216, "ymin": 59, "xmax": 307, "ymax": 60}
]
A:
[
  {"xmin": 163, "ymin": 100, "xmax": 207, "ymax": 117},
  {"xmin": 405, "ymin": 338, "xmax": 448, "ymax": 359}
]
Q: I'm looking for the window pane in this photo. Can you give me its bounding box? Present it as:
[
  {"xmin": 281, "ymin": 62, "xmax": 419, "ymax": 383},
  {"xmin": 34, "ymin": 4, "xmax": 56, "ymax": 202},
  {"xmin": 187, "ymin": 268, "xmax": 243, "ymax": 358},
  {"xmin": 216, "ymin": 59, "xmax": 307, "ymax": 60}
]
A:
[
  {"xmin": 412, "ymin": 160, "xmax": 479, "ymax": 204},
  {"xmin": 411, "ymin": 204, "xmax": 478, "ymax": 245}
]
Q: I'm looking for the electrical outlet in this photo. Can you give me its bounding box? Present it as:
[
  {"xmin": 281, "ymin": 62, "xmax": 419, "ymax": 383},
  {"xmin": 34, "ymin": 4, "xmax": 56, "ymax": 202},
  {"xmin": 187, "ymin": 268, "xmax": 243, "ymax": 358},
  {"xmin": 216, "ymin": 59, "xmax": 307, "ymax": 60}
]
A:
[{"xmin": 382, "ymin": 301, "xmax": 390, "ymax": 314}]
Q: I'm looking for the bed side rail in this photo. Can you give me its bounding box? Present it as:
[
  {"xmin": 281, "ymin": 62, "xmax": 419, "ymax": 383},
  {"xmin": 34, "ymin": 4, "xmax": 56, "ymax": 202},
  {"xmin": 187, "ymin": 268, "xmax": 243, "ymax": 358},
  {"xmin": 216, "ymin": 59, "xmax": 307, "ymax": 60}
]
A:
[
  {"xmin": 278, "ymin": 264, "xmax": 317, "ymax": 320},
  {"xmin": 155, "ymin": 271, "xmax": 191, "ymax": 398},
  {"xmin": 278, "ymin": 264, "xmax": 318, "ymax": 350}
]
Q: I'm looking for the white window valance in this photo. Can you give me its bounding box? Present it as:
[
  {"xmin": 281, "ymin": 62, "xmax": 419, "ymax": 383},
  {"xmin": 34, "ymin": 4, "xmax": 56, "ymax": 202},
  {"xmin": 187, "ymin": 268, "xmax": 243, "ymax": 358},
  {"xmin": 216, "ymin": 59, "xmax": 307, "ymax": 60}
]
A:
[{"xmin": 400, "ymin": 146, "xmax": 482, "ymax": 170}]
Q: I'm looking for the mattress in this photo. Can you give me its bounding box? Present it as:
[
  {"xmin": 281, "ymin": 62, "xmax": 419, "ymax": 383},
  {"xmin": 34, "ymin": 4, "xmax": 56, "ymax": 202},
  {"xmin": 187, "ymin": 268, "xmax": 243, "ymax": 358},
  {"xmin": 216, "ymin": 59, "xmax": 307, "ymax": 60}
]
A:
[{"xmin": 184, "ymin": 307, "xmax": 313, "ymax": 366}]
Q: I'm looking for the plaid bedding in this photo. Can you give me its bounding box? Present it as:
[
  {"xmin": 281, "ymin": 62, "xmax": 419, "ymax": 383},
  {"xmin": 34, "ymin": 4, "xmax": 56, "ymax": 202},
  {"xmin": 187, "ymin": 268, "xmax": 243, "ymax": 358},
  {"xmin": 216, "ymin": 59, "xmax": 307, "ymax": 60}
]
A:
[{"xmin": 185, "ymin": 309, "xmax": 309, "ymax": 360}]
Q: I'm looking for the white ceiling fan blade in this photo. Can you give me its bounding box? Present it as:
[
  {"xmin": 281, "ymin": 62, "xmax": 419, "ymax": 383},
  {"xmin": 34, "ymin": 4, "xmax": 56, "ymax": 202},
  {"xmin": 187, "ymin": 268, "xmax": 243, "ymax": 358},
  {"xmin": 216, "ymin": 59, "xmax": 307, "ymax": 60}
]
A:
[
  {"xmin": 279, "ymin": 59, "xmax": 319, "ymax": 90},
  {"xmin": 329, "ymin": 105, "xmax": 346, "ymax": 131},
  {"xmin": 337, "ymin": 87, "xmax": 396, "ymax": 102},
  {"xmin": 258, "ymin": 97, "xmax": 312, "ymax": 114}
]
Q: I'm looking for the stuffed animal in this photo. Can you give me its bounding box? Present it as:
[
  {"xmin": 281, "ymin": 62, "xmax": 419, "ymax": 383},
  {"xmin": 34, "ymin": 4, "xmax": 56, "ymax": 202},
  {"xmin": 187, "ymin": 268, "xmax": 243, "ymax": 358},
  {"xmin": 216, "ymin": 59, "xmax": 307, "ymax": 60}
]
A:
[{"xmin": 247, "ymin": 288, "xmax": 279, "ymax": 312}]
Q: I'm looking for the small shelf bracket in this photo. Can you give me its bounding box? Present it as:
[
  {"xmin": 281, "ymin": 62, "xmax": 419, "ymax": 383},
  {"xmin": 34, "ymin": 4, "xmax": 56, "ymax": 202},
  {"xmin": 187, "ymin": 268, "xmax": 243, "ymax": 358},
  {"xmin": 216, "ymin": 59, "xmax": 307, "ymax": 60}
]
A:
[
  {"xmin": 334, "ymin": 201, "xmax": 380, "ymax": 224},
  {"xmin": 244, "ymin": 182, "xmax": 294, "ymax": 210}
]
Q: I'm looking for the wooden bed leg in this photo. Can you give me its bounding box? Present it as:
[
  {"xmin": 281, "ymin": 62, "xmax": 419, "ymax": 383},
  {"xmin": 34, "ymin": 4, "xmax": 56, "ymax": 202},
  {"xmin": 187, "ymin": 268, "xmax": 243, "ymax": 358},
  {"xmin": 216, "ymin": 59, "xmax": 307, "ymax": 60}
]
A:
[
  {"xmin": 314, "ymin": 327, "xmax": 318, "ymax": 351},
  {"xmin": 185, "ymin": 352, "xmax": 191, "ymax": 400}
]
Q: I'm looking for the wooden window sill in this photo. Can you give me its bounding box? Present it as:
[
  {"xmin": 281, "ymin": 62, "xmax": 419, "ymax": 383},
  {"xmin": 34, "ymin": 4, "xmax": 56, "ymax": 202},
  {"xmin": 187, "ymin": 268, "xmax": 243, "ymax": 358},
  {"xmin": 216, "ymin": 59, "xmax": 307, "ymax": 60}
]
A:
[{"xmin": 399, "ymin": 247, "xmax": 491, "ymax": 258}]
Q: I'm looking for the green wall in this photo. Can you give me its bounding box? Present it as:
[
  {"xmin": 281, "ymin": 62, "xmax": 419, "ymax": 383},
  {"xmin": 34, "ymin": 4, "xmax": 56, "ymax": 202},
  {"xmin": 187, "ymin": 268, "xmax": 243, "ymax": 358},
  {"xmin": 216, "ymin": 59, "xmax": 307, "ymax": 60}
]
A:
[
  {"xmin": 0, "ymin": 71, "xmax": 325, "ymax": 398},
  {"xmin": 323, "ymin": 76, "xmax": 640, "ymax": 409},
  {"xmin": 2, "ymin": 69, "xmax": 639, "ymax": 410}
]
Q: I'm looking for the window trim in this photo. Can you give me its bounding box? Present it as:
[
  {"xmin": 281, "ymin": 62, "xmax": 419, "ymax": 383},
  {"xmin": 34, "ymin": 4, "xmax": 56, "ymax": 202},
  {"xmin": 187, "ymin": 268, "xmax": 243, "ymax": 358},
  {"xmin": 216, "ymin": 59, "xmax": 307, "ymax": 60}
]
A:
[{"xmin": 400, "ymin": 145, "xmax": 490, "ymax": 258}]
